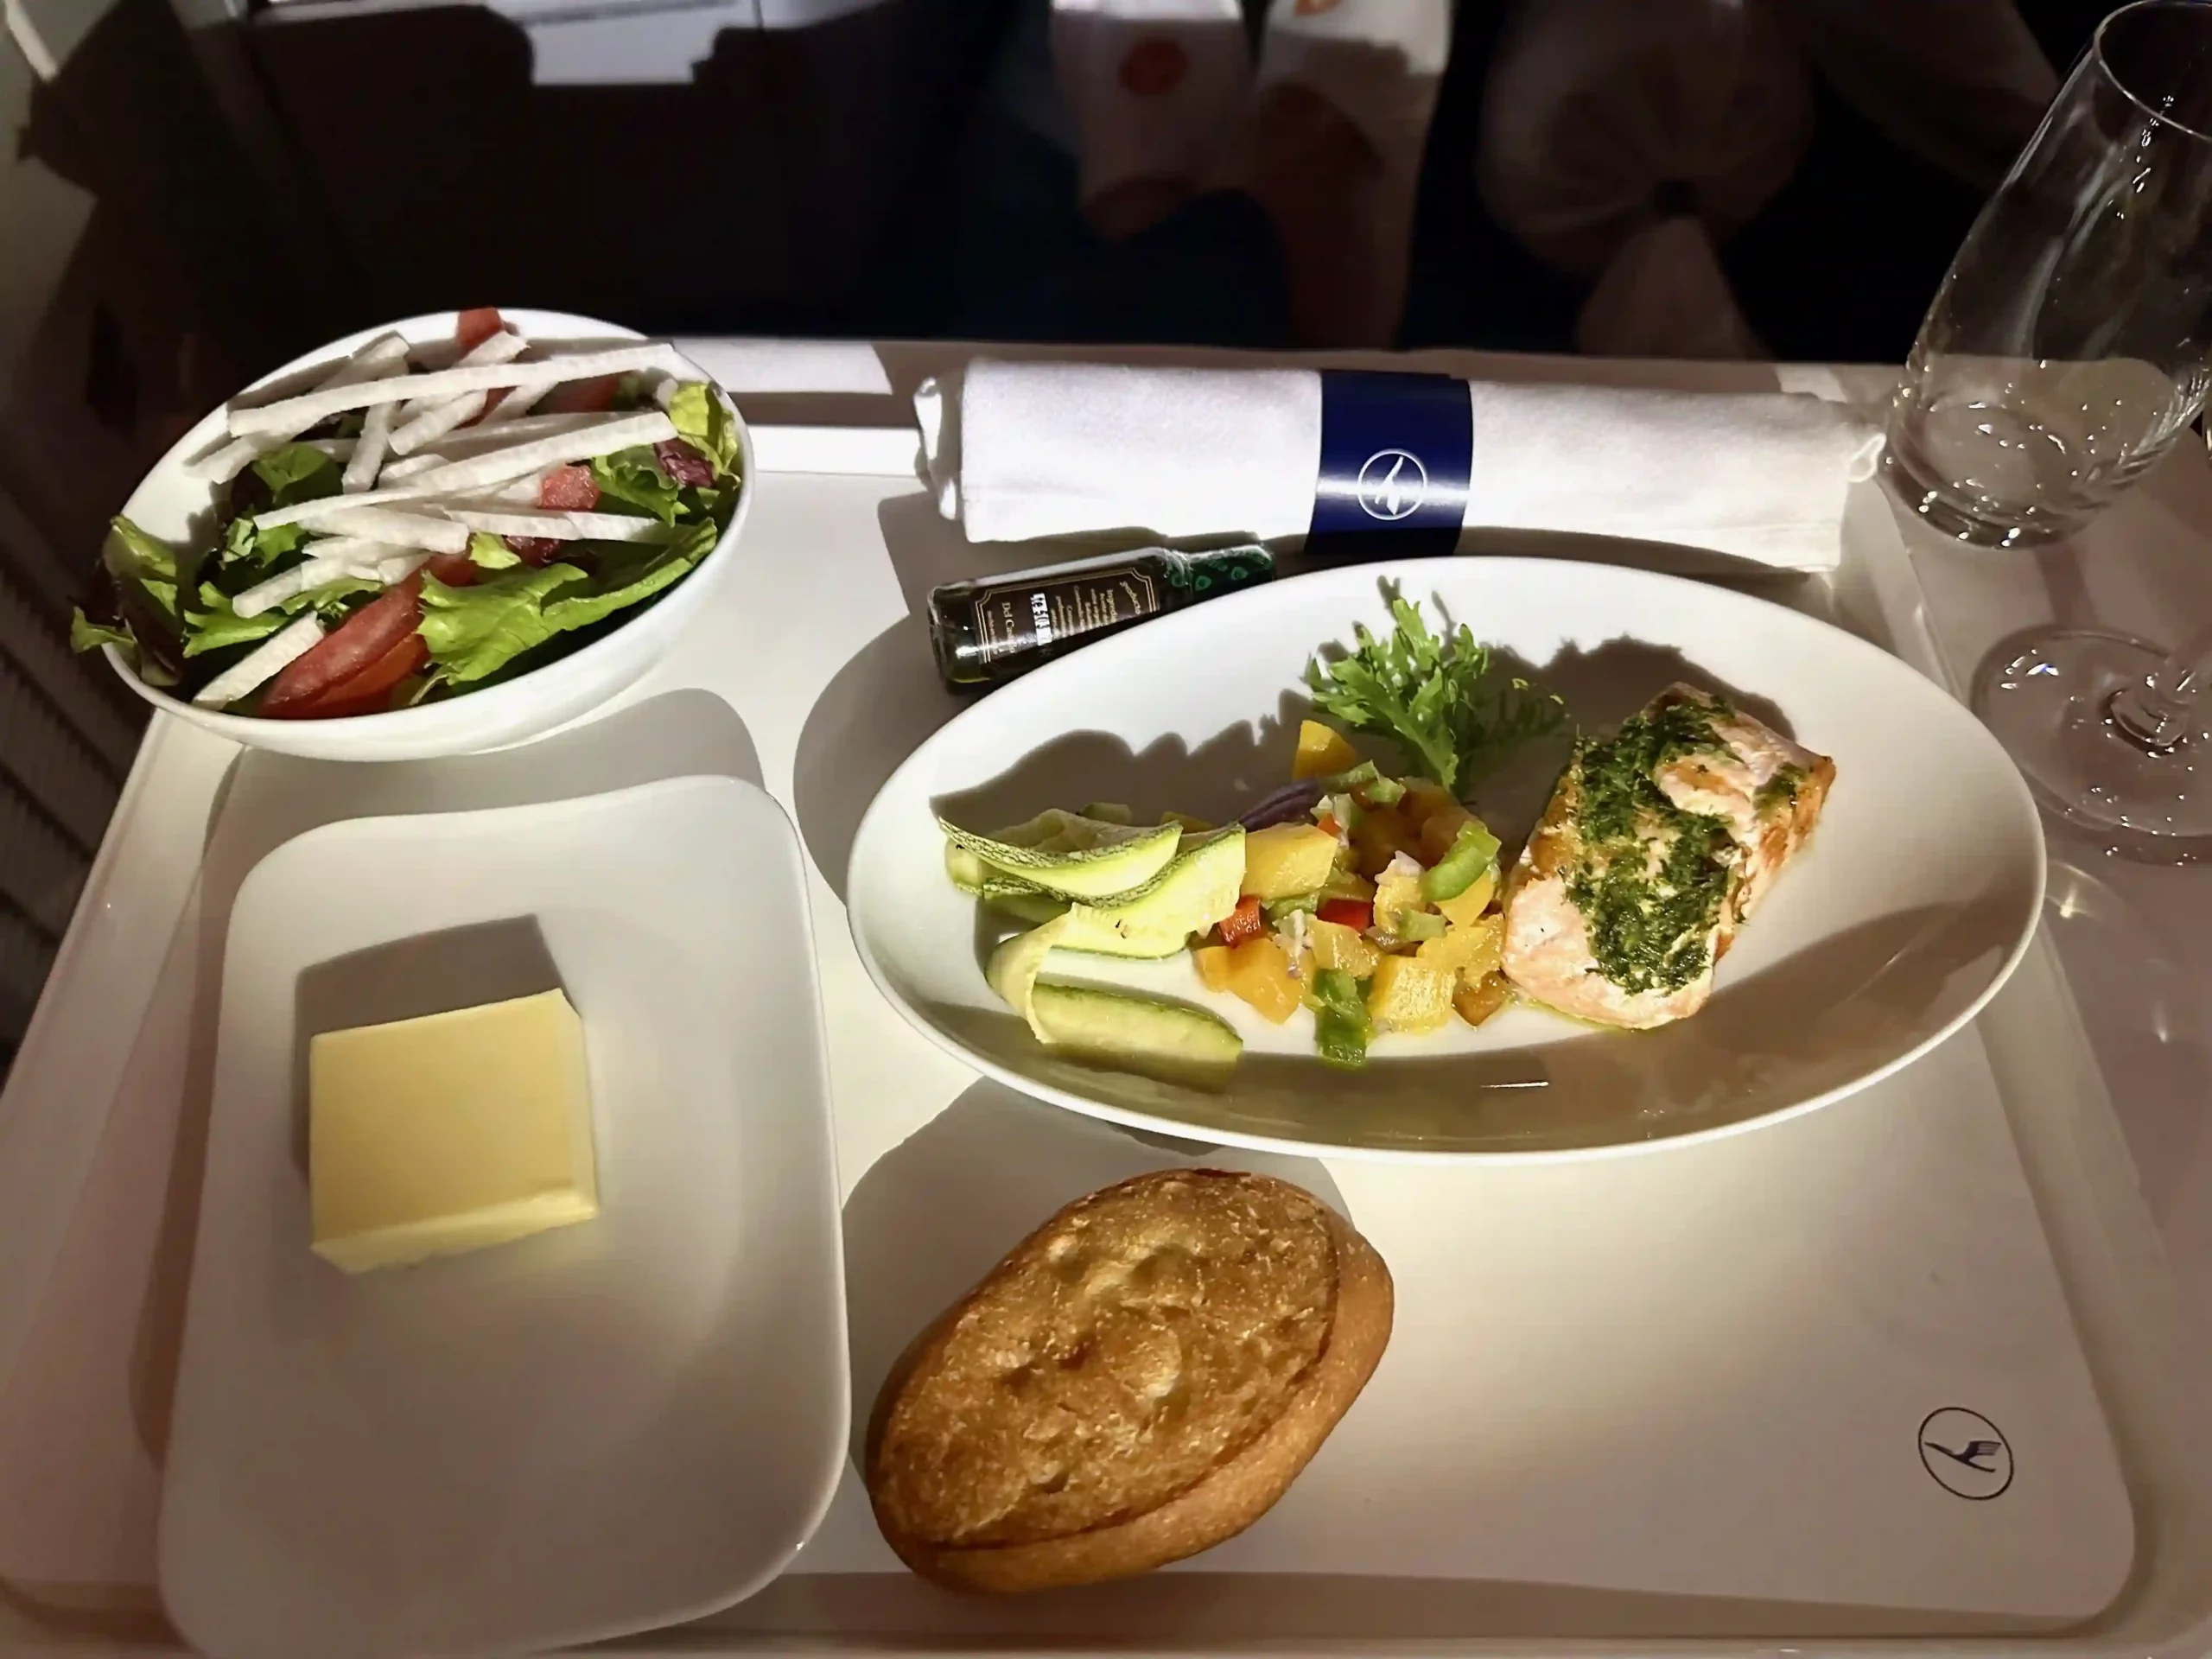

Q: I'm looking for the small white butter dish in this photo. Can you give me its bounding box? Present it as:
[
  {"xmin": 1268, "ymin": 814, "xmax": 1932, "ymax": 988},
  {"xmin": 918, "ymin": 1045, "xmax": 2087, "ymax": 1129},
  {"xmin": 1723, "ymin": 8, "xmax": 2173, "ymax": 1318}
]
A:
[{"xmin": 159, "ymin": 777, "xmax": 847, "ymax": 1659}]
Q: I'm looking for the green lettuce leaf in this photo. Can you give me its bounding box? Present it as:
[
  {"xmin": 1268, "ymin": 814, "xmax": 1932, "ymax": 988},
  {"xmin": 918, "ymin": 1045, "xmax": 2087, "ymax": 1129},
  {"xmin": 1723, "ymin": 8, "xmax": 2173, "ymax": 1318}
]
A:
[
  {"xmin": 419, "ymin": 563, "xmax": 591, "ymax": 683},
  {"xmin": 70, "ymin": 610, "xmax": 135, "ymax": 653},
  {"xmin": 184, "ymin": 575, "xmax": 376, "ymax": 658},
  {"xmin": 104, "ymin": 518, "xmax": 181, "ymax": 622},
  {"xmin": 107, "ymin": 515, "xmax": 177, "ymax": 584},
  {"xmin": 223, "ymin": 514, "xmax": 308, "ymax": 569},
  {"xmin": 543, "ymin": 525, "xmax": 715, "ymax": 632},
  {"xmin": 467, "ymin": 531, "xmax": 523, "ymax": 570},
  {"xmin": 667, "ymin": 382, "xmax": 739, "ymax": 480},
  {"xmin": 218, "ymin": 445, "xmax": 340, "ymax": 569},
  {"xmin": 591, "ymin": 448, "xmax": 682, "ymax": 523},
  {"xmin": 419, "ymin": 521, "xmax": 718, "ymax": 683},
  {"xmin": 249, "ymin": 442, "xmax": 341, "ymax": 507},
  {"xmin": 186, "ymin": 588, "xmax": 284, "ymax": 657}
]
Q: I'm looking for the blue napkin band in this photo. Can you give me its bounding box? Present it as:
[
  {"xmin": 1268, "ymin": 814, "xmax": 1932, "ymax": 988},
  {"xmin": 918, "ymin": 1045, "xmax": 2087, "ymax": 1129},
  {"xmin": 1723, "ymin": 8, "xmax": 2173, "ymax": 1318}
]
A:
[{"xmin": 1306, "ymin": 371, "xmax": 1471, "ymax": 561}]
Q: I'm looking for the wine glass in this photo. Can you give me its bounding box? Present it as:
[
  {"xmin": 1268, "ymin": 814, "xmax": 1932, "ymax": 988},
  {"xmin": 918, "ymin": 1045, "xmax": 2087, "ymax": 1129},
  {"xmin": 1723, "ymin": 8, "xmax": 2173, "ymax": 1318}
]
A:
[{"xmin": 1884, "ymin": 0, "xmax": 2212, "ymax": 860}]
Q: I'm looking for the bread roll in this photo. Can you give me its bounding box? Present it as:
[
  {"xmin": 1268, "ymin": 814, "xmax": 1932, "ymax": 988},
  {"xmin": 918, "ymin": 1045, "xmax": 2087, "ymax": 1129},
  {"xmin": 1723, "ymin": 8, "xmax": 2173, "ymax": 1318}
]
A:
[{"xmin": 865, "ymin": 1168, "xmax": 1393, "ymax": 1593}]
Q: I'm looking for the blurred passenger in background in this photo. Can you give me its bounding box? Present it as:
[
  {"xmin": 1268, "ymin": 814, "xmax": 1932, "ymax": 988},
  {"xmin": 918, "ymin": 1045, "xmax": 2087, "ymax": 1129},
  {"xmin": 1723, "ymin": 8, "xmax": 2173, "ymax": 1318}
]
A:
[{"xmin": 948, "ymin": 0, "xmax": 2069, "ymax": 360}]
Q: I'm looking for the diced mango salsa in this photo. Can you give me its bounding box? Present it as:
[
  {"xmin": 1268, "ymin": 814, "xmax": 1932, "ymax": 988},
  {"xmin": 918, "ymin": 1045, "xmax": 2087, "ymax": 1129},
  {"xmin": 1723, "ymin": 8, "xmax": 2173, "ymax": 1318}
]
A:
[
  {"xmin": 1416, "ymin": 914, "xmax": 1504, "ymax": 980},
  {"xmin": 1453, "ymin": 971, "xmax": 1514, "ymax": 1027},
  {"xmin": 1396, "ymin": 777, "xmax": 1455, "ymax": 826},
  {"xmin": 1309, "ymin": 918, "xmax": 1382, "ymax": 977},
  {"xmin": 1351, "ymin": 808, "xmax": 1420, "ymax": 877},
  {"xmin": 1365, "ymin": 956, "xmax": 1455, "ymax": 1033},
  {"xmin": 1372, "ymin": 863, "xmax": 1427, "ymax": 937},
  {"xmin": 1292, "ymin": 720, "xmax": 1361, "ymax": 780},
  {"xmin": 1193, "ymin": 944, "xmax": 1234, "ymax": 993},
  {"xmin": 1241, "ymin": 823, "xmax": 1338, "ymax": 900},
  {"xmin": 1417, "ymin": 801, "xmax": 1476, "ymax": 866},
  {"xmin": 1435, "ymin": 866, "xmax": 1497, "ymax": 927},
  {"xmin": 1222, "ymin": 937, "xmax": 1303, "ymax": 1024}
]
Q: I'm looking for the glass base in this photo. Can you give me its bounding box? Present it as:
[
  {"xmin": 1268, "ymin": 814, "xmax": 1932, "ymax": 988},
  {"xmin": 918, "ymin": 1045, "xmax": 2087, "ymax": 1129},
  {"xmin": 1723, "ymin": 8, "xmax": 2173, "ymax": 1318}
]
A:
[
  {"xmin": 1974, "ymin": 629, "xmax": 2212, "ymax": 861},
  {"xmin": 1880, "ymin": 437, "xmax": 2078, "ymax": 550}
]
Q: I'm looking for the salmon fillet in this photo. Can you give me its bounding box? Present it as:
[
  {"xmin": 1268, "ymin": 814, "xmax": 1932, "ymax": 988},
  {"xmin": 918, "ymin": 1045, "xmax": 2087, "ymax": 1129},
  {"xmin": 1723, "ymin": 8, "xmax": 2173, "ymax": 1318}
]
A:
[{"xmin": 1501, "ymin": 684, "xmax": 1834, "ymax": 1030}]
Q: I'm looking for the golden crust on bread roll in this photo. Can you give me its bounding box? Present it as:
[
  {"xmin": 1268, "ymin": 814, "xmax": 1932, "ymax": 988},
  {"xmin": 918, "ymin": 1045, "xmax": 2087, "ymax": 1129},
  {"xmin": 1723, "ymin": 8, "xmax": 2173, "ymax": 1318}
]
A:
[{"xmin": 865, "ymin": 1168, "xmax": 1393, "ymax": 1593}]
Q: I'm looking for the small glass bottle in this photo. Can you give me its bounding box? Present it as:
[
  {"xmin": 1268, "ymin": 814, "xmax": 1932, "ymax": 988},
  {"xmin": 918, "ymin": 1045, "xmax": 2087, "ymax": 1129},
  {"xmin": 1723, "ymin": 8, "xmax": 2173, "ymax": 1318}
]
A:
[{"xmin": 928, "ymin": 544, "xmax": 1274, "ymax": 690}]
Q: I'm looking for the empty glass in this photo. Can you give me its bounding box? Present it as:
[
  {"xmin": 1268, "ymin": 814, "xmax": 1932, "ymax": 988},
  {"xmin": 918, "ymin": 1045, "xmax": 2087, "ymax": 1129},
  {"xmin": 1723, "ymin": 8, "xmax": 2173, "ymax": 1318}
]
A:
[{"xmin": 1885, "ymin": 0, "xmax": 2212, "ymax": 857}]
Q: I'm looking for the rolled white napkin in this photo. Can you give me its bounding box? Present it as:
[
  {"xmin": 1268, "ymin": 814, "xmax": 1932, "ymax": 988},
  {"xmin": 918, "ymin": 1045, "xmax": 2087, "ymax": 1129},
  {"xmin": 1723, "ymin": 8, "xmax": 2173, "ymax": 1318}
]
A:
[{"xmin": 916, "ymin": 360, "xmax": 1877, "ymax": 569}]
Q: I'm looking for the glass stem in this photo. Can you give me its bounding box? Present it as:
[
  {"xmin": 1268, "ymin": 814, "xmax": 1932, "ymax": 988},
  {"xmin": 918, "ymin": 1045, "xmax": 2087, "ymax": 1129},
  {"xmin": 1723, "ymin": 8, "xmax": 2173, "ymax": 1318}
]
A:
[{"xmin": 2109, "ymin": 622, "xmax": 2212, "ymax": 751}]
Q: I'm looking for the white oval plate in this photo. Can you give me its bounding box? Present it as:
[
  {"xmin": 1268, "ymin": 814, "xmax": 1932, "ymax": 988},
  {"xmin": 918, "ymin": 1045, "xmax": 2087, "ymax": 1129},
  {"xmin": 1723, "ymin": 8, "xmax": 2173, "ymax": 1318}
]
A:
[
  {"xmin": 158, "ymin": 777, "xmax": 848, "ymax": 1659},
  {"xmin": 849, "ymin": 559, "xmax": 2044, "ymax": 1163}
]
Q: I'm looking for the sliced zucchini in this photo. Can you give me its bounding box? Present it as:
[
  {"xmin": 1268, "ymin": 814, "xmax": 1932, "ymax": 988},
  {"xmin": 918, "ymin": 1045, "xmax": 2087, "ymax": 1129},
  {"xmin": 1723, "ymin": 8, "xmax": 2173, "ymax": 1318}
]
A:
[
  {"xmin": 1027, "ymin": 982, "xmax": 1242, "ymax": 1090},
  {"xmin": 983, "ymin": 887, "xmax": 1071, "ymax": 926},
  {"xmin": 986, "ymin": 829, "xmax": 1248, "ymax": 1039},
  {"xmin": 944, "ymin": 842, "xmax": 997, "ymax": 890},
  {"xmin": 988, "ymin": 917, "xmax": 1070, "ymax": 1039},
  {"xmin": 940, "ymin": 810, "xmax": 1181, "ymax": 899},
  {"xmin": 1058, "ymin": 827, "xmax": 1244, "ymax": 958}
]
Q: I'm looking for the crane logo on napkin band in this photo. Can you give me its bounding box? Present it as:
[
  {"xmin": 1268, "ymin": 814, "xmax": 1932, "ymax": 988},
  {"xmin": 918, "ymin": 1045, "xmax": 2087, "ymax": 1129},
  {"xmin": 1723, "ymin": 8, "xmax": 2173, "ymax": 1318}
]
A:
[
  {"xmin": 1309, "ymin": 371, "xmax": 1471, "ymax": 560},
  {"xmin": 1354, "ymin": 450, "xmax": 1427, "ymax": 520}
]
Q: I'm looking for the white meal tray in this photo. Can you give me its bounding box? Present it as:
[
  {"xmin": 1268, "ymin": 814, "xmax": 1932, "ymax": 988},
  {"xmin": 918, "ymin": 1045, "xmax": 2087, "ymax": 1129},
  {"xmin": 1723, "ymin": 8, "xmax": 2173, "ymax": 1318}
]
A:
[{"xmin": 3, "ymin": 345, "xmax": 2210, "ymax": 1659}]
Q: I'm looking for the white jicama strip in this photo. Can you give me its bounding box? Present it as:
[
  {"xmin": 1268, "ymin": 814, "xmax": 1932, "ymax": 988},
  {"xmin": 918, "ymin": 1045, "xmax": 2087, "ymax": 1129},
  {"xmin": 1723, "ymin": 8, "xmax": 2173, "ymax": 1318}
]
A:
[
  {"xmin": 303, "ymin": 438, "xmax": 358, "ymax": 459},
  {"xmin": 192, "ymin": 613, "xmax": 323, "ymax": 707},
  {"xmin": 563, "ymin": 511, "xmax": 684, "ymax": 542},
  {"xmin": 254, "ymin": 479, "xmax": 439, "ymax": 531},
  {"xmin": 397, "ymin": 332, "xmax": 529, "ymax": 419},
  {"xmin": 404, "ymin": 411, "xmax": 677, "ymax": 494},
  {"xmin": 343, "ymin": 404, "xmax": 394, "ymax": 493},
  {"xmin": 387, "ymin": 333, "xmax": 534, "ymax": 456},
  {"xmin": 226, "ymin": 346, "xmax": 683, "ymax": 437},
  {"xmin": 386, "ymin": 390, "xmax": 488, "ymax": 457},
  {"xmin": 372, "ymin": 550, "xmax": 433, "ymax": 584},
  {"xmin": 312, "ymin": 507, "xmax": 470, "ymax": 554},
  {"xmin": 476, "ymin": 380, "xmax": 550, "ymax": 425},
  {"xmin": 232, "ymin": 557, "xmax": 346, "ymax": 619},
  {"xmin": 288, "ymin": 534, "xmax": 393, "ymax": 564},
  {"xmin": 379, "ymin": 412, "xmax": 626, "ymax": 480},
  {"xmin": 375, "ymin": 453, "xmax": 443, "ymax": 485},
  {"xmin": 231, "ymin": 543, "xmax": 420, "ymax": 617},
  {"xmin": 442, "ymin": 505, "xmax": 683, "ymax": 543},
  {"xmin": 187, "ymin": 335, "xmax": 410, "ymax": 482},
  {"xmin": 439, "ymin": 508, "xmax": 576, "ymax": 539}
]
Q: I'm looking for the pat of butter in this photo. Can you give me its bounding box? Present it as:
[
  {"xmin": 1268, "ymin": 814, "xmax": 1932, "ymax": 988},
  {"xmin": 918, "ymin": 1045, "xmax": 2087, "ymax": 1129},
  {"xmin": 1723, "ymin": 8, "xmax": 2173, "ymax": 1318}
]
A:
[{"xmin": 308, "ymin": 988, "xmax": 598, "ymax": 1273}]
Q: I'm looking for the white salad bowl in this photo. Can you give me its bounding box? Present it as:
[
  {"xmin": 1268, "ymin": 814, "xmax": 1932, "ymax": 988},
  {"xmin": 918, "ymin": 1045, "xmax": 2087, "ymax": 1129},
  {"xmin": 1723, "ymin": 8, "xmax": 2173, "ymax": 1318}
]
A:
[
  {"xmin": 99, "ymin": 309, "xmax": 753, "ymax": 762},
  {"xmin": 848, "ymin": 558, "xmax": 2047, "ymax": 1163}
]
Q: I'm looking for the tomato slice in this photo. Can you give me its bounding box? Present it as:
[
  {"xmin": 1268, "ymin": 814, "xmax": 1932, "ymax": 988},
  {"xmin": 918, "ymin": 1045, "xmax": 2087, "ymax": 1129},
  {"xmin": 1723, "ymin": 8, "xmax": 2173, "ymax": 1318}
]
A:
[
  {"xmin": 455, "ymin": 307, "xmax": 505, "ymax": 353},
  {"xmin": 275, "ymin": 632, "xmax": 428, "ymax": 721},
  {"xmin": 259, "ymin": 581, "xmax": 423, "ymax": 718},
  {"xmin": 505, "ymin": 537, "xmax": 563, "ymax": 564},
  {"xmin": 425, "ymin": 551, "xmax": 478, "ymax": 587},
  {"xmin": 546, "ymin": 373, "xmax": 619, "ymax": 414},
  {"xmin": 538, "ymin": 464, "xmax": 600, "ymax": 511}
]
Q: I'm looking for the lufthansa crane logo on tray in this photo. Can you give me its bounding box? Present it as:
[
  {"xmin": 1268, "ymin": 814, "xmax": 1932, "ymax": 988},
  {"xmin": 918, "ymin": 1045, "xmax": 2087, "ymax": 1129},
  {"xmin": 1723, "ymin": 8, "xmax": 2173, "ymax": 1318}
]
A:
[
  {"xmin": 1355, "ymin": 449, "xmax": 1428, "ymax": 521},
  {"xmin": 1919, "ymin": 1408, "xmax": 2013, "ymax": 1500}
]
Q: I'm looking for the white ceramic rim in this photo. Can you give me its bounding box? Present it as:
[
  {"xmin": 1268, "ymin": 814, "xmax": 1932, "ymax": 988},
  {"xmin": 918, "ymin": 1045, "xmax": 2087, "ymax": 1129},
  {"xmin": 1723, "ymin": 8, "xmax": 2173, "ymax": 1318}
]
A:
[
  {"xmin": 847, "ymin": 556, "xmax": 2050, "ymax": 1166},
  {"xmin": 99, "ymin": 310, "xmax": 754, "ymax": 738}
]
